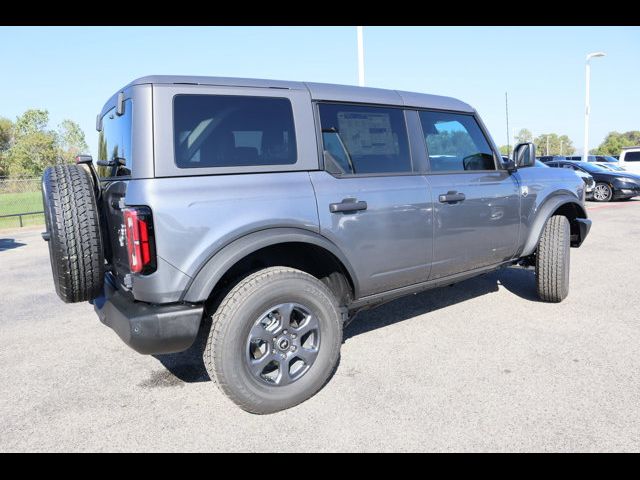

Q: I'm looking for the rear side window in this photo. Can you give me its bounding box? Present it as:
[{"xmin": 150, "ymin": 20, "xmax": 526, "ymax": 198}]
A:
[
  {"xmin": 625, "ymin": 151, "xmax": 640, "ymax": 162},
  {"xmin": 419, "ymin": 111, "xmax": 495, "ymax": 172},
  {"xmin": 173, "ymin": 95, "xmax": 297, "ymax": 168},
  {"xmin": 97, "ymin": 99, "xmax": 133, "ymax": 177},
  {"xmin": 318, "ymin": 103, "xmax": 411, "ymax": 175}
]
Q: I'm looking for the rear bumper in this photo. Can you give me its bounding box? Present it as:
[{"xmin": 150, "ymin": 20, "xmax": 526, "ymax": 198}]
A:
[{"xmin": 92, "ymin": 276, "xmax": 204, "ymax": 355}]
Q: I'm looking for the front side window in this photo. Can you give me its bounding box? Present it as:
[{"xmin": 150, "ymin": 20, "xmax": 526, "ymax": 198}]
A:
[
  {"xmin": 173, "ymin": 95, "xmax": 297, "ymax": 168},
  {"xmin": 419, "ymin": 111, "xmax": 495, "ymax": 172},
  {"xmin": 318, "ymin": 103, "xmax": 411, "ymax": 175},
  {"xmin": 625, "ymin": 151, "xmax": 640, "ymax": 162},
  {"xmin": 97, "ymin": 99, "xmax": 133, "ymax": 177}
]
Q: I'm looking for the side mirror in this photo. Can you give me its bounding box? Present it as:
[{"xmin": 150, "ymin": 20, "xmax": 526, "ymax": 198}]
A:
[{"xmin": 513, "ymin": 142, "xmax": 536, "ymax": 168}]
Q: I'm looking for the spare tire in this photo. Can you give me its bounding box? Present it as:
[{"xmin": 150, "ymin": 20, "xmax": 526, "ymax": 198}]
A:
[{"xmin": 42, "ymin": 164, "xmax": 104, "ymax": 303}]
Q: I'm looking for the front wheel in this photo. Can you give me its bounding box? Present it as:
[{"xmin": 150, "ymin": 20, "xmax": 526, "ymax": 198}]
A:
[
  {"xmin": 593, "ymin": 182, "xmax": 613, "ymax": 202},
  {"xmin": 536, "ymin": 215, "xmax": 570, "ymax": 303},
  {"xmin": 204, "ymin": 267, "xmax": 343, "ymax": 414}
]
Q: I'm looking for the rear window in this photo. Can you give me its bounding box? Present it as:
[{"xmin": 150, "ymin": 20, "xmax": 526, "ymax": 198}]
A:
[
  {"xmin": 97, "ymin": 99, "xmax": 133, "ymax": 177},
  {"xmin": 173, "ymin": 95, "xmax": 297, "ymax": 168},
  {"xmin": 625, "ymin": 151, "xmax": 640, "ymax": 162}
]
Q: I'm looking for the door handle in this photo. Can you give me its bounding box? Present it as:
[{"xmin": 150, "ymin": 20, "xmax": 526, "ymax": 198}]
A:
[
  {"xmin": 438, "ymin": 191, "xmax": 466, "ymax": 204},
  {"xmin": 329, "ymin": 198, "xmax": 368, "ymax": 213}
]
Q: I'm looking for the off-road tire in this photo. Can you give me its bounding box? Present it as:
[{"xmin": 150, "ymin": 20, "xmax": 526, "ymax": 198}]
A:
[
  {"xmin": 42, "ymin": 164, "xmax": 104, "ymax": 303},
  {"xmin": 204, "ymin": 267, "xmax": 342, "ymax": 414},
  {"xmin": 536, "ymin": 215, "xmax": 570, "ymax": 303}
]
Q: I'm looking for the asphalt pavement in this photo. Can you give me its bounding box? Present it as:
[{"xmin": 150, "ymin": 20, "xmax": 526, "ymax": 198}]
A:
[{"xmin": 1, "ymin": 200, "xmax": 639, "ymax": 452}]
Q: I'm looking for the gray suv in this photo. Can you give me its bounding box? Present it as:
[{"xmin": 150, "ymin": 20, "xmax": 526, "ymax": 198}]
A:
[{"xmin": 41, "ymin": 76, "xmax": 591, "ymax": 414}]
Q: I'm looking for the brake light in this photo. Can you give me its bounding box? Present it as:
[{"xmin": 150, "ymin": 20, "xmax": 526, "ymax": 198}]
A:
[{"xmin": 122, "ymin": 207, "xmax": 156, "ymax": 274}]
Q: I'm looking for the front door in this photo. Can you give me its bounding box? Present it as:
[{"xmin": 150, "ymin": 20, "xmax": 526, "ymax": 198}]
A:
[
  {"xmin": 417, "ymin": 110, "xmax": 520, "ymax": 280},
  {"xmin": 310, "ymin": 102, "xmax": 433, "ymax": 298}
]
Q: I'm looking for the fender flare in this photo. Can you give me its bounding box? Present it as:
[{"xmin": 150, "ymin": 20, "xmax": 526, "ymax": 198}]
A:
[
  {"xmin": 520, "ymin": 194, "xmax": 588, "ymax": 257},
  {"xmin": 181, "ymin": 228, "xmax": 359, "ymax": 303}
]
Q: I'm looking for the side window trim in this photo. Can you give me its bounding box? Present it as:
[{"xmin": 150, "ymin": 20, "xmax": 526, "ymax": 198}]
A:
[
  {"xmin": 315, "ymin": 101, "xmax": 418, "ymax": 178},
  {"xmin": 417, "ymin": 108, "xmax": 500, "ymax": 174}
]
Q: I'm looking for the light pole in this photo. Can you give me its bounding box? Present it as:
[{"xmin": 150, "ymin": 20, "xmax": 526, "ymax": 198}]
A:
[
  {"xmin": 357, "ymin": 26, "xmax": 365, "ymax": 86},
  {"xmin": 583, "ymin": 52, "xmax": 606, "ymax": 160}
]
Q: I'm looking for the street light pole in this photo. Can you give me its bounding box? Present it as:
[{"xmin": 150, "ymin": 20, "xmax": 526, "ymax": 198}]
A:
[
  {"xmin": 357, "ymin": 26, "xmax": 365, "ymax": 87},
  {"xmin": 583, "ymin": 52, "xmax": 606, "ymax": 160}
]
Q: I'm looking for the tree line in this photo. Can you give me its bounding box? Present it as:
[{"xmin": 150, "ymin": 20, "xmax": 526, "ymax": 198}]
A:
[
  {"xmin": 0, "ymin": 110, "xmax": 88, "ymax": 178},
  {"xmin": 500, "ymin": 128, "xmax": 640, "ymax": 158}
]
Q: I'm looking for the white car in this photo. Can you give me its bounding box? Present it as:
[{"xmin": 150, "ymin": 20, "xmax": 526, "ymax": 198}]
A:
[{"xmin": 618, "ymin": 146, "xmax": 640, "ymax": 173}]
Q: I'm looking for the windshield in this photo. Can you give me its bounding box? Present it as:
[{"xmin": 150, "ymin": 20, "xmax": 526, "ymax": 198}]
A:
[
  {"xmin": 574, "ymin": 161, "xmax": 610, "ymax": 174},
  {"xmin": 600, "ymin": 163, "xmax": 624, "ymax": 171},
  {"xmin": 534, "ymin": 160, "xmax": 548, "ymax": 167},
  {"xmin": 601, "ymin": 156, "xmax": 619, "ymax": 163}
]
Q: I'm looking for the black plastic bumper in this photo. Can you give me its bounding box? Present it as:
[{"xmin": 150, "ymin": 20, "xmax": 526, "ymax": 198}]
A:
[
  {"xmin": 93, "ymin": 278, "xmax": 204, "ymax": 355},
  {"xmin": 573, "ymin": 217, "xmax": 592, "ymax": 247}
]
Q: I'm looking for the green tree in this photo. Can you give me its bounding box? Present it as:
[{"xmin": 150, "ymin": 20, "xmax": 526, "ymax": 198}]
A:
[
  {"xmin": 515, "ymin": 128, "xmax": 533, "ymax": 144},
  {"xmin": 499, "ymin": 145, "xmax": 510, "ymax": 155},
  {"xmin": 6, "ymin": 109, "xmax": 58, "ymax": 176},
  {"xmin": 0, "ymin": 117, "xmax": 13, "ymax": 176},
  {"xmin": 533, "ymin": 133, "xmax": 575, "ymax": 156},
  {"xmin": 592, "ymin": 131, "xmax": 640, "ymax": 156},
  {"xmin": 14, "ymin": 109, "xmax": 49, "ymax": 137},
  {"xmin": 57, "ymin": 119, "xmax": 89, "ymax": 164}
]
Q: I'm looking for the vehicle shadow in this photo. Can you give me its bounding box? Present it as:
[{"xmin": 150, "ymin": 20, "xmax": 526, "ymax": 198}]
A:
[
  {"xmin": 344, "ymin": 266, "xmax": 540, "ymax": 340},
  {"xmin": 153, "ymin": 319, "xmax": 212, "ymax": 383},
  {"xmin": 154, "ymin": 266, "xmax": 539, "ymax": 383},
  {"xmin": 0, "ymin": 238, "xmax": 26, "ymax": 252}
]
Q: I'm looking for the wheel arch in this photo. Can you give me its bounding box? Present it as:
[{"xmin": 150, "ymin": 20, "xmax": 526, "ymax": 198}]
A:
[
  {"xmin": 182, "ymin": 228, "xmax": 359, "ymax": 304},
  {"xmin": 520, "ymin": 195, "xmax": 589, "ymax": 257}
]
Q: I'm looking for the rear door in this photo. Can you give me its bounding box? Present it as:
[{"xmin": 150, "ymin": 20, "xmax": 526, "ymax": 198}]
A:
[
  {"xmin": 310, "ymin": 102, "xmax": 433, "ymax": 298},
  {"xmin": 97, "ymin": 98, "xmax": 135, "ymax": 284},
  {"xmin": 417, "ymin": 110, "xmax": 520, "ymax": 280}
]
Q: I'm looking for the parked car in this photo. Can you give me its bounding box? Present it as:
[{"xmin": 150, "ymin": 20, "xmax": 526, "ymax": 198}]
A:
[
  {"xmin": 595, "ymin": 162, "xmax": 627, "ymax": 172},
  {"xmin": 533, "ymin": 159, "xmax": 594, "ymax": 198},
  {"xmin": 538, "ymin": 155, "xmax": 567, "ymax": 163},
  {"xmin": 566, "ymin": 155, "xmax": 618, "ymax": 163},
  {"xmin": 547, "ymin": 160, "xmax": 640, "ymax": 202},
  {"xmin": 41, "ymin": 75, "xmax": 591, "ymax": 414},
  {"xmin": 570, "ymin": 168, "xmax": 595, "ymax": 199},
  {"xmin": 618, "ymin": 146, "xmax": 640, "ymax": 173}
]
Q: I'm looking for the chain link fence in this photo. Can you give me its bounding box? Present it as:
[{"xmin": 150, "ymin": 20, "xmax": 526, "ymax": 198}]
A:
[{"xmin": 0, "ymin": 177, "xmax": 44, "ymax": 229}]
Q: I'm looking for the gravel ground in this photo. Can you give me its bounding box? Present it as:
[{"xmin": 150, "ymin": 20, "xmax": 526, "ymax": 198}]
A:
[{"xmin": 1, "ymin": 200, "xmax": 639, "ymax": 452}]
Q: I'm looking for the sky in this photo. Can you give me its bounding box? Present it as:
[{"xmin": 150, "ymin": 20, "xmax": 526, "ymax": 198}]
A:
[{"xmin": 0, "ymin": 26, "xmax": 638, "ymax": 157}]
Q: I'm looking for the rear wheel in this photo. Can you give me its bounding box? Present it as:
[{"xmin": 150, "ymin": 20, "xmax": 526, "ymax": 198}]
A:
[
  {"xmin": 536, "ymin": 215, "xmax": 570, "ymax": 303},
  {"xmin": 42, "ymin": 164, "xmax": 104, "ymax": 303},
  {"xmin": 204, "ymin": 267, "xmax": 343, "ymax": 414},
  {"xmin": 593, "ymin": 182, "xmax": 613, "ymax": 202}
]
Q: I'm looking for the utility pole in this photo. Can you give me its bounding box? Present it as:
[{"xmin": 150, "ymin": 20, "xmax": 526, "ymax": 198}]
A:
[
  {"xmin": 584, "ymin": 52, "xmax": 606, "ymax": 160},
  {"xmin": 505, "ymin": 92, "xmax": 510, "ymax": 157},
  {"xmin": 357, "ymin": 26, "xmax": 365, "ymax": 87},
  {"xmin": 546, "ymin": 135, "xmax": 550, "ymax": 156}
]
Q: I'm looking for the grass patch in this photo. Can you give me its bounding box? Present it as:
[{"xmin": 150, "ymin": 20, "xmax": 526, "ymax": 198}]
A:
[{"xmin": 0, "ymin": 191, "xmax": 44, "ymax": 229}]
